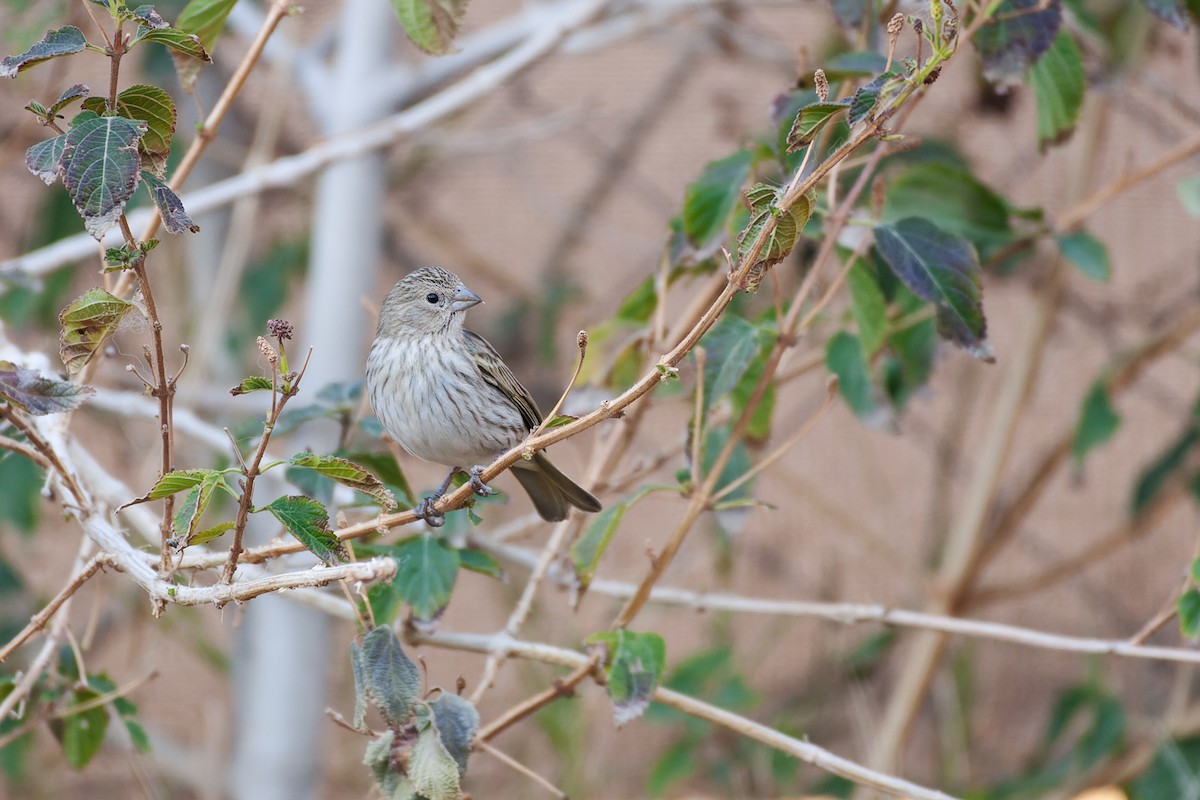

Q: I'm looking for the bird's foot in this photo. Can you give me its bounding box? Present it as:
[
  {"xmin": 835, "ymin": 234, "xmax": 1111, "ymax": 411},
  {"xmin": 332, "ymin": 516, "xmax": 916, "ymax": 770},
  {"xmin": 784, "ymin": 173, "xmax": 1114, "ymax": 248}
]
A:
[
  {"xmin": 415, "ymin": 496, "xmax": 446, "ymax": 528},
  {"xmin": 467, "ymin": 465, "xmax": 497, "ymax": 497}
]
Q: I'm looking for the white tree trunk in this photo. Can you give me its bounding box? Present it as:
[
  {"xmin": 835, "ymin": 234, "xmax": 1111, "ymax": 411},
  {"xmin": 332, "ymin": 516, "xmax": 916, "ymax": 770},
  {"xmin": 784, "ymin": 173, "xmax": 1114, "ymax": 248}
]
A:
[{"xmin": 229, "ymin": 1, "xmax": 395, "ymax": 797}]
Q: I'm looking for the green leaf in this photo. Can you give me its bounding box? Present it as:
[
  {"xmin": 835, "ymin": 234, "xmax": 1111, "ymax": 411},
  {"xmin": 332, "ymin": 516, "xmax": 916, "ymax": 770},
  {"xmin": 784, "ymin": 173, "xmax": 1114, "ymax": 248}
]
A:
[
  {"xmin": 392, "ymin": 535, "xmax": 459, "ymax": 623},
  {"xmin": 847, "ymin": 69, "xmax": 899, "ymax": 126},
  {"xmin": 55, "ymin": 688, "xmax": 109, "ymax": 769},
  {"xmin": 682, "ymin": 150, "xmax": 754, "ymax": 249},
  {"xmin": 786, "ymin": 100, "xmax": 850, "ymax": 151},
  {"xmin": 1141, "ymin": 0, "xmax": 1190, "ymax": 29},
  {"xmin": 58, "ymin": 288, "xmax": 137, "ymax": 373},
  {"xmin": 175, "ymin": 0, "xmax": 237, "ymax": 49},
  {"xmin": 82, "ymin": 84, "xmax": 176, "ymax": 174},
  {"xmin": 587, "ymin": 629, "xmax": 667, "ymax": 726},
  {"xmin": 847, "ymin": 263, "xmax": 887, "ymax": 357},
  {"xmin": 391, "ymin": 0, "xmax": 470, "ymax": 56},
  {"xmin": 1071, "ymin": 379, "xmax": 1121, "ymax": 470},
  {"xmin": 171, "ymin": 0, "xmax": 235, "ymax": 87},
  {"xmin": 351, "ymin": 626, "xmax": 422, "ymax": 729},
  {"xmin": 874, "ymin": 217, "xmax": 993, "ymax": 362},
  {"xmin": 230, "ymin": 376, "xmax": 273, "ymax": 396},
  {"xmin": 544, "ymin": 414, "xmax": 577, "ymax": 428},
  {"xmin": 48, "ymin": 84, "xmax": 91, "ymax": 116},
  {"xmin": 60, "ymin": 112, "xmax": 147, "ymax": 239},
  {"xmin": 409, "ymin": 706, "xmax": 463, "ymax": 800},
  {"xmin": 430, "ymin": 692, "xmax": 479, "ymax": 776},
  {"xmin": 698, "ymin": 316, "xmax": 763, "ymax": 416},
  {"xmin": 89, "ymin": 674, "xmax": 151, "ymax": 754},
  {"xmin": 973, "ymin": 0, "xmax": 1063, "ymax": 84},
  {"xmin": 25, "ymin": 134, "xmax": 67, "ymax": 185},
  {"xmin": 881, "ymin": 161, "xmax": 1014, "ymax": 260},
  {"xmin": 344, "ymin": 450, "xmax": 414, "ymax": 508},
  {"xmin": 736, "ymin": 183, "xmax": 814, "ymax": 283},
  {"xmin": 826, "ymin": 331, "xmax": 885, "ymax": 424},
  {"xmin": 1132, "ymin": 424, "xmax": 1200, "ymax": 515},
  {"xmin": 456, "ymin": 548, "xmax": 502, "ymax": 578},
  {"xmin": 188, "ymin": 521, "xmax": 234, "ymax": 546},
  {"xmin": 0, "ymin": 455, "xmax": 44, "ymax": 534},
  {"xmin": 1129, "ymin": 738, "xmax": 1200, "ymax": 800},
  {"xmin": 1029, "ymin": 32, "xmax": 1085, "ymax": 150},
  {"xmin": 0, "ymin": 361, "xmax": 94, "ymax": 415},
  {"xmin": 288, "ymin": 453, "xmax": 398, "ymax": 510},
  {"xmin": 135, "ymin": 27, "xmax": 212, "ymax": 62},
  {"xmin": 1180, "ymin": 589, "xmax": 1200, "ymax": 638},
  {"xmin": 126, "ymin": 468, "xmax": 219, "ymax": 504},
  {"xmin": 0, "ymin": 26, "xmax": 88, "ymax": 78},
  {"xmin": 570, "ymin": 501, "xmax": 630, "ymax": 590},
  {"xmin": 142, "ymin": 172, "xmax": 199, "ymax": 234},
  {"xmin": 265, "ymin": 495, "xmax": 347, "ymax": 565},
  {"xmin": 1057, "ymin": 231, "xmax": 1110, "ymax": 281},
  {"xmin": 1176, "ymin": 173, "xmax": 1200, "ymax": 217},
  {"xmin": 173, "ymin": 485, "xmax": 203, "ymax": 541}
]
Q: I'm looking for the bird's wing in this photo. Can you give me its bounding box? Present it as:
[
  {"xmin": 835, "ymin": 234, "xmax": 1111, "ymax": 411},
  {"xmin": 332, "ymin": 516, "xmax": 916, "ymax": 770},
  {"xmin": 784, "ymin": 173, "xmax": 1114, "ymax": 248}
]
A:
[{"xmin": 464, "ymin": 330, "xmax": 543, "ymax": 430}]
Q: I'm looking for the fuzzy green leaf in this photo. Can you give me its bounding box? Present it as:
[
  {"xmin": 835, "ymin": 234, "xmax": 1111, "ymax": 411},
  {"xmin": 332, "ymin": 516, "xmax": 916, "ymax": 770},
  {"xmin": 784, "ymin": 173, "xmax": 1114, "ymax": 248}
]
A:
[
  {"xmin": 683, "ymin": 150, "xmax": 754, "ymax": 249},
  {"xmin": 1030, "ymin": 31, "xmax": 1085, "ymax": 150},
  {"xmin": 409, "ymin": 708, "xmax": 462, "ymax": 800},
  {"xmin": 344, "ymin": 450, "xmax": 414, "ymax": 508},
  {"xmin": 827, "ymin": 331, "xmax": 884, "ymax": 424},
  {"xmin": 230, "ymin": 376, "xmax": 273, "ymax": 396},
  {"xmin": 571, "ymin": 502, "xmax": 630, "ymax": 591},
  {"xmin": 127, "ymin": 468, "xmax": 219, "ymax": 505},
  {"xmin": 973, "ymin": 0, "xmax": 1063, "ymax": 84},
  {"xmin": 60, "ymin": 111, "xmax": 147, "ymax": 239},
  {"xmin": 1071, "ymin": 380, "xmax": 1121, "ymax": 470},
  {"xmin": 1058, "ymin": 231, "xmax": 1110, "ymax": 282},
  {"xmin": 847, "ymin": 263, "xmax": 887, "ymax": 357},
  {"xmin": 265, "ymin": 495, "xmax": 347, "ymax": 565},
  {"xmin": 1132, "ymin": 424, "xmax": 1200, "ymax": 515},
  {"xmin": 58, "ymin": 288, "xmax": 137, "ymax": 373},
  {"xmin": 0, "ymin": 361, "xmax": 94, "ymax": 415},
  {"xmin": 1180, "ymin": 590, "xmax": 1200, "ymax": 638},
  {"xmin": 351, "ymin": 626, "xmax": 422, "ymax": 729},
  {"xmin": 82, "ymin": 84, "xmax": 176, "ymax": 173},
  {"xmin": 430, "ymin": 692, "xmax": 479, "ymax": 776},
  {"xmin": 188, "ymin": 521, "xmax": 234, "ymax": 546},
  {"xmin": 135, "ymin": 27, "xmax": 212, "ymax": 62},
  {"xmin": 142, "ymin": 172, "xmax": 199, "ymax": 234},
  {"xmin": 391, "ymin": 0, "xmax": 470, "ymax": 55},
  {"xmin": 25, "ymin": 134, "xmax": 67, "ymax": 185},
  {"xmin": 736, "ymin": 184, "xmax": 814, "ymax": 283},
  {"xmin": 456, "ymin": 548, "xmax": 502, "ymax": 578},
  {"xmin": 392, "ymin": 535, "xmax": 459, "ymax": 624},
  {"xmin": 847, "ymin": 70, "xmax": 899, "ymax": 126},
  {"xmin": 0, "ymin": 26, "xmax": 87, "ymax": 78},
  {"xmin": 172, "ymin": 473, "xmax": 221, "ymax": 542},
  {"xmin": 588, "ymin": 629, "xmax": 666, "ymax": 726},
  {"xmin": 55, "ymin": 688, "xmax": 109, "ymax": 769},
  {"xmin": 882, "ymin": 161, "xmax": 1013, "ymax": 260},
  {"xmin": 176, "ymin": 0, "xmax": 237, "ymax": 49},
  {"xmin": 288, "ymin": 453, "xmax": 398, "ymax": 510},
  {"xmin": 874, "ymin": 218, "xmax": 993, "ymax": 362},
  {"xmin": 786, "ymin": 100, "xmax": 849, "ymax": 151}
]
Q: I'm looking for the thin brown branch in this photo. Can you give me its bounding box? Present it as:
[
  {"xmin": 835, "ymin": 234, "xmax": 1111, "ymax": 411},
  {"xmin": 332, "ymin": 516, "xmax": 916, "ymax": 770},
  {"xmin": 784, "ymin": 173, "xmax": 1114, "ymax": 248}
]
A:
[
  {"xmin": 0, "ymin": 555, "xmax": 103, "ymax": 663},
  {"xmin": 222, "ymin": 347, "xmax": 312, "ymax": 583},
  {"xmin": 476, "ymin": 656, "xmax": 599, "ymax": 742},
  {"xmin": 475, "ymin": 741, "xmax": 569, "ymax": 799}
]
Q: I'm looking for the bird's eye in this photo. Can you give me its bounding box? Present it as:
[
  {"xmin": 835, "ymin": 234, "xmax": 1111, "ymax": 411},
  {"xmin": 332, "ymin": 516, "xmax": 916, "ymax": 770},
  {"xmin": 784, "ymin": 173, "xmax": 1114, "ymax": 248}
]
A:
[{"xmin": 425, "ymin": 292, "xmax": 439, "ymax": 304}]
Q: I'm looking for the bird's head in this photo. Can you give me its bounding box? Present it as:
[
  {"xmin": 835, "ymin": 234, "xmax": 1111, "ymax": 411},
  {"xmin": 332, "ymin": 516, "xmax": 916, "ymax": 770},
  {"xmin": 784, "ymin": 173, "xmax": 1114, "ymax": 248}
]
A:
[{"xmin": 377, "ymin": 266, "xmax": 483, "ymax": 336}]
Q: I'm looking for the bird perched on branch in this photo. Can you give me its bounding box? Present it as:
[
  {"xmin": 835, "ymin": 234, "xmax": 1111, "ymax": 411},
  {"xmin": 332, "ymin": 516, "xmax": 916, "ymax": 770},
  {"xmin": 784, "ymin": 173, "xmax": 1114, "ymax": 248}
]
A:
[{"xmin": 366, "ymin": 267, "xmax": 602, "ymax": 526}]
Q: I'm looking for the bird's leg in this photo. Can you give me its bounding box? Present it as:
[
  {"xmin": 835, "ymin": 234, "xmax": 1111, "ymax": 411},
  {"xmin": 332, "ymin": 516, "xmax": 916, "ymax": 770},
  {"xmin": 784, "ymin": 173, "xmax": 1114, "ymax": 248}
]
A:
[
  {"xmin": 414, "ymin": 469, "xmax": 461, "ymax": 528},
  {"xmin": 467, "ymin": 465, "xmax": 497, "ymax": 497}
]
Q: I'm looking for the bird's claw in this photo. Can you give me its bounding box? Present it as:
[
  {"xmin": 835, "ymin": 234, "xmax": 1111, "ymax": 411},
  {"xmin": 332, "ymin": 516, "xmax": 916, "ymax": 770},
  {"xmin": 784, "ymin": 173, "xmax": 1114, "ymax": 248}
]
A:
[
  {"xmin": 467, "ymin": 466, "xmax": 496, "ymax": 497},
  {"xmin": 415, "ymin": 497, "xmax": 446, "ymax": 528}
]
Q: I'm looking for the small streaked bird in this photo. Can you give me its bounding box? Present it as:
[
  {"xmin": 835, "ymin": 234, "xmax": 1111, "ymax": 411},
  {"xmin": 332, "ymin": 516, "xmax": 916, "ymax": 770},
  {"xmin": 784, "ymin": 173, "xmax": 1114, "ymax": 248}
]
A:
[{"xmin": 366, "ymin": 267, "xmax": 601, "ymax": 525}]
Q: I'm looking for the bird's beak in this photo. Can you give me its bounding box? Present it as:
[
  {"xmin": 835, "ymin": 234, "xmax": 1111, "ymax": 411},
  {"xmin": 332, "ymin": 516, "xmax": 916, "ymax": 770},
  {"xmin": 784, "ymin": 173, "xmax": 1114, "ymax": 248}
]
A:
[{"xmin": 450, "ymin": 284, "xmax": 483, "ymax": 312}]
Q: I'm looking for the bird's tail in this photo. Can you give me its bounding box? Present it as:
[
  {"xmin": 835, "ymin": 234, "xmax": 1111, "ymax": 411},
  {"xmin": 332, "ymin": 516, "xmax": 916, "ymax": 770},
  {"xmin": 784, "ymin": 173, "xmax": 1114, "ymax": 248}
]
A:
[{"xmin": 512, "ymin": 453, "xmax": 602, "ymax": 522}]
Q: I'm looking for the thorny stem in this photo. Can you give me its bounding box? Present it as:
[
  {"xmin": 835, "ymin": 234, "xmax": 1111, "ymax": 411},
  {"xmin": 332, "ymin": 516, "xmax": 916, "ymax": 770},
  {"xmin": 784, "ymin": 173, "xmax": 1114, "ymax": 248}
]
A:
[{"xmin": 221, "ymin": 348, "xmax": 313, "ymax": 583}]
